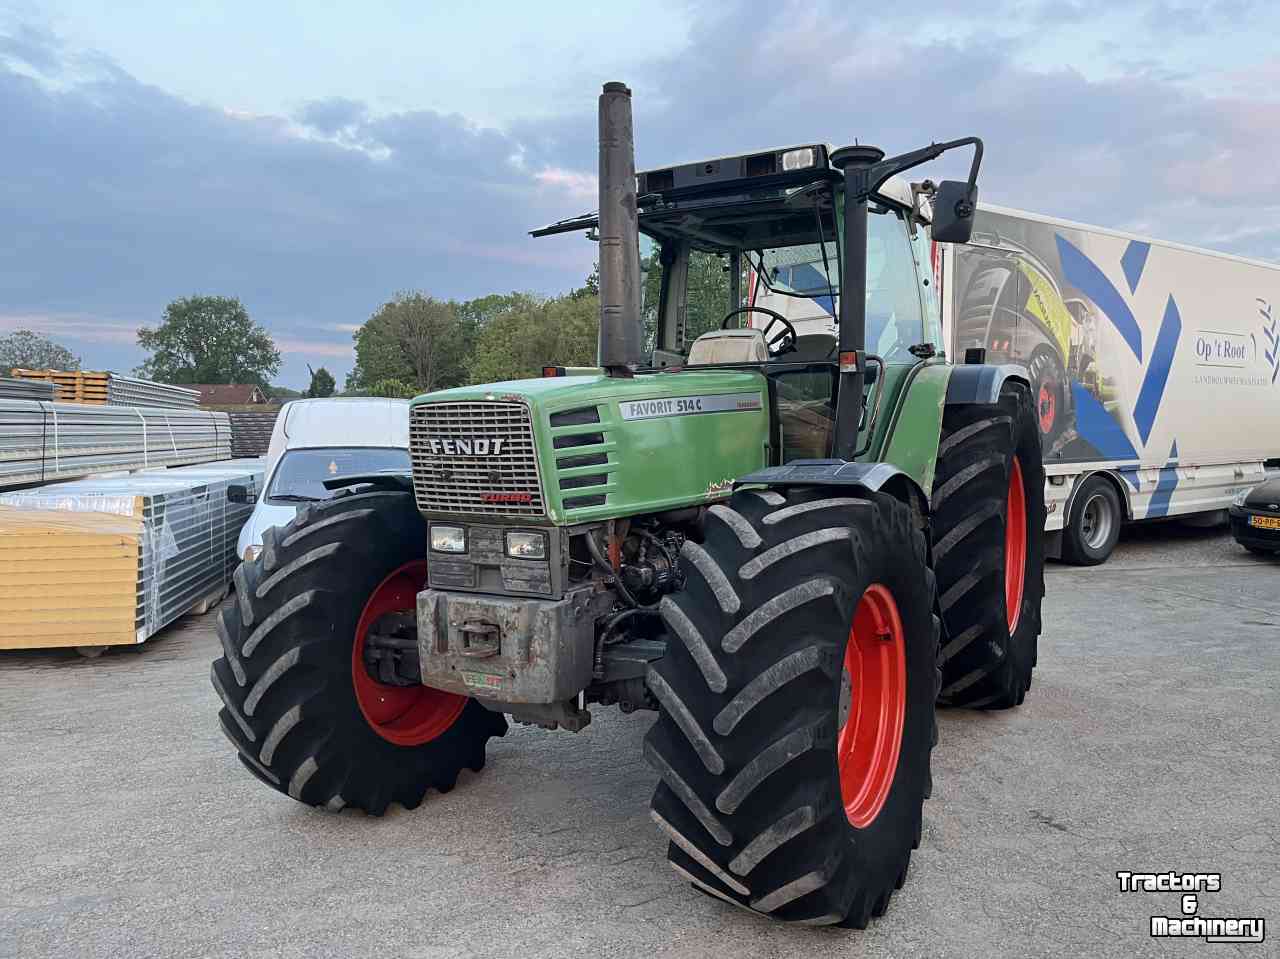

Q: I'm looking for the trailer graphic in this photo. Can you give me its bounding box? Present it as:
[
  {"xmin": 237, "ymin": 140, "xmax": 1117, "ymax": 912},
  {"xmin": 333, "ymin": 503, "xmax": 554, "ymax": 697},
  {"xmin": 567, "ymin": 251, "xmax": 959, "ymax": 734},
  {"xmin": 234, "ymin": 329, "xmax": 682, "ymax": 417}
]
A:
[
  {"xmin": 945, "ymin": 205, "xmax": 1280, "ymax": 562},
  {"xmin": 749, "ymin": 200, "xmax": 1280, "ymax": 563}
]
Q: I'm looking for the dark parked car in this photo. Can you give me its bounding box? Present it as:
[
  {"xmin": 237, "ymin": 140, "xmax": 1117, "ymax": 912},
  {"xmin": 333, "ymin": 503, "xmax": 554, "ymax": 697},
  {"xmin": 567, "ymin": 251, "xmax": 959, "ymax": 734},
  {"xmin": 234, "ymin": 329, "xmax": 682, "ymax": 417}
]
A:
[{"xmin": 1230, "ymin": 477, "xmax": 1280, "ymax": 555}]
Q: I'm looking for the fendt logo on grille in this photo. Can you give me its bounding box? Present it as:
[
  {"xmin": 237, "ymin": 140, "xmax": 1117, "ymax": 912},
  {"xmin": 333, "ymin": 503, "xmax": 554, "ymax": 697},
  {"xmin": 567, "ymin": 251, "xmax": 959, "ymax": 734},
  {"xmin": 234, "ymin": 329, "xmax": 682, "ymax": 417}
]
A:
[{"xmin": 423, "ymin": 437, "xmax": 506, "ymax": 456}]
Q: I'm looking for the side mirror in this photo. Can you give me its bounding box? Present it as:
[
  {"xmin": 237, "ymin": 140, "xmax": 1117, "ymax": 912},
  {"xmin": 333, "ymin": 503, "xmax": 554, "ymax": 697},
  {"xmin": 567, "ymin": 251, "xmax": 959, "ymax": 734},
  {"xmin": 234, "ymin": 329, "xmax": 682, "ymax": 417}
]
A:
[
  {"xmin": 931, "ymin": 180, "xmax": 979, "ymax": 244},
  {"xmin": 227, "ymin": 484, "xmax": 256, "ymax": 505}
]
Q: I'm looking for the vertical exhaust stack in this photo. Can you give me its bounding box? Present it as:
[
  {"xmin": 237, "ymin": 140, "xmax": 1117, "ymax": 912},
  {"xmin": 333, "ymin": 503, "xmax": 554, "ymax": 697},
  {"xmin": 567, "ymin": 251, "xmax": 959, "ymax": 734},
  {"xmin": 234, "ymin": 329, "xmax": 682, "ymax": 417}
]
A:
[{"xmin": 597, "ymin": 82, "xmax": 643, "ymax": 375}]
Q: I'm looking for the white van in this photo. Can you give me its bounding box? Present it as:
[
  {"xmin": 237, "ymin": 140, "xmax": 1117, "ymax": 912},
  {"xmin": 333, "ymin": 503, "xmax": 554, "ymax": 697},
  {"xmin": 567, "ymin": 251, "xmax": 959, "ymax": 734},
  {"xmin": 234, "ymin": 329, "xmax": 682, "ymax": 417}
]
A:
[{"xmin": 233, "ymin": 397, "xmax": 411, "ymax": 561}]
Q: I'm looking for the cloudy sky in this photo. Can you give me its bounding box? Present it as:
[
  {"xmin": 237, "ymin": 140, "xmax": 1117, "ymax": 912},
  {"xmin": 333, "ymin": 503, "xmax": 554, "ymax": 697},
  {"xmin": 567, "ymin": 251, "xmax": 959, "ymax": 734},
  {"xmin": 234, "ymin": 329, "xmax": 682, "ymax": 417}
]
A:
[{"xmin": 2, "ymin": 0, "xmax": 1277, "ymax": 387}]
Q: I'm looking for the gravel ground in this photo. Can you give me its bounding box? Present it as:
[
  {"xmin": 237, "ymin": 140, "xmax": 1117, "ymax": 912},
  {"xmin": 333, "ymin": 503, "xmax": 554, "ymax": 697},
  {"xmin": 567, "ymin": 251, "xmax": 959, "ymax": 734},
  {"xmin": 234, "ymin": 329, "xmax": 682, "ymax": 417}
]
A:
[{"xmin": 2, "ymin": 524, "xmax": 1277, "ymax": 958}]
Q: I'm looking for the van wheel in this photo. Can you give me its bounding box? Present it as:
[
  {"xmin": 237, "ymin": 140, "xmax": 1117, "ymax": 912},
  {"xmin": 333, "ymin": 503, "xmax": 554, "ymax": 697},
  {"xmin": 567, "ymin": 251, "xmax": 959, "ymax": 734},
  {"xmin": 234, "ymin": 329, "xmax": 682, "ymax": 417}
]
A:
[{"xmin": 1062, "ymin": 477, "xmax": 1122, "ymax": 565}]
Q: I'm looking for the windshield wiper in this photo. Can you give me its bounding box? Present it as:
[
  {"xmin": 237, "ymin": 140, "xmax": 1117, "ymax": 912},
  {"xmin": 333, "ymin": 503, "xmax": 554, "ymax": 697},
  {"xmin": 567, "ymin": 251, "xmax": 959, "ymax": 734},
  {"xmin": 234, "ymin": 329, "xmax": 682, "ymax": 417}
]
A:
[{"xmin": 269, "ymin": 493, "xmax": 323, "ymax": 503}]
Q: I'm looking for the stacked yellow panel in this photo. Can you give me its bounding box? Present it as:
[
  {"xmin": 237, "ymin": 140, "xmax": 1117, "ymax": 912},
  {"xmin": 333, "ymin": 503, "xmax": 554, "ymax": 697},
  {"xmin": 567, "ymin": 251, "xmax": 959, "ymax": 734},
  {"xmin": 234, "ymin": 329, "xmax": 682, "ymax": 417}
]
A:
[{"xmin": 0, "ymin": 507, "xmax": 143, "ymax": 649}]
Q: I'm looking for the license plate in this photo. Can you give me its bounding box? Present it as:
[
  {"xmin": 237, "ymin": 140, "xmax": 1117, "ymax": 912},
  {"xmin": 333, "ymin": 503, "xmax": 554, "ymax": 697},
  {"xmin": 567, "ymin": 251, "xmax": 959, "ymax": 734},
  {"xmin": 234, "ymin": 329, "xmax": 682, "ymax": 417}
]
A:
[{"xmin": 1248, "ymin": 515, "xmax": 1280, "ymax": 530}]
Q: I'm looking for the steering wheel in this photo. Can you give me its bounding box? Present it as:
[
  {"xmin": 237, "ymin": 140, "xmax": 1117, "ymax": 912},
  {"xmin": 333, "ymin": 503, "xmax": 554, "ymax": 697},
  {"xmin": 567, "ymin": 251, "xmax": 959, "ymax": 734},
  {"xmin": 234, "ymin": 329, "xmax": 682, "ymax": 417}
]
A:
[{"xmin": 721, "ymin": 307, "xmax": 798, "ymax": 358}]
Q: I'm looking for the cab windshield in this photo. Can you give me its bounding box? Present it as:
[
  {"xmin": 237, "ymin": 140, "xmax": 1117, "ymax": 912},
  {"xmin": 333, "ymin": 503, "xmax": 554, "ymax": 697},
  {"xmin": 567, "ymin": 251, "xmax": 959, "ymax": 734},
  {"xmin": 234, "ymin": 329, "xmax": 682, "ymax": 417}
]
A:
[
  {"xmin": 644, "ymin": 204, "xmax": 930, "ymax": 363},
  {"xmin": 751, "ymin": 241, "xmax": 840, "ymax": 299},
  {"xmin": 268, "ymin": 447, "xmax": 410, "ymax": 503}
]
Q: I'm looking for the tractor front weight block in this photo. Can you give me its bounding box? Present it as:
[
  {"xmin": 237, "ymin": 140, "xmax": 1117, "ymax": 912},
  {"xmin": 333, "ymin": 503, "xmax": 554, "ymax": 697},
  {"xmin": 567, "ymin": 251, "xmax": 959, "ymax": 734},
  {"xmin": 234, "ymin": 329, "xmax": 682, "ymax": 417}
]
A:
[{"xmin": 416, "ymin": 585, "xmax": 614, "ymax": 706}]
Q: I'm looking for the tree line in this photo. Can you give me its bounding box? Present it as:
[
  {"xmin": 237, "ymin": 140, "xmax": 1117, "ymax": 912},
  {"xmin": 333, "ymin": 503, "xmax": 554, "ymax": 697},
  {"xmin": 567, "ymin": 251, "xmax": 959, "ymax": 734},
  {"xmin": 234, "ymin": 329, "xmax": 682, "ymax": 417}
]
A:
[{"xmin": 349, "ymin": 277, "xmax": 599, "ymax": 398}]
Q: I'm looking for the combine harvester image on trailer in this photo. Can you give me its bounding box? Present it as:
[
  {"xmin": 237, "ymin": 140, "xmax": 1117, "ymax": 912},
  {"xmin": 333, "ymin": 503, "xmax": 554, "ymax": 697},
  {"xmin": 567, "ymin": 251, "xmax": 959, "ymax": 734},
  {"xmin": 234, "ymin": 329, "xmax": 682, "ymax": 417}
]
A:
[{"xmin": 748, "ymin": 199, "xmax": 1280, "ymax": 564}]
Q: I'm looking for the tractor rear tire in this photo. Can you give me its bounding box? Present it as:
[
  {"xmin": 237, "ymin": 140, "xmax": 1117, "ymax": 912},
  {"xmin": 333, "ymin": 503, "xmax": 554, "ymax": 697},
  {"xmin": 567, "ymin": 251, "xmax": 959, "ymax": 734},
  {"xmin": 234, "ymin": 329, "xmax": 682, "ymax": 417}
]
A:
[
  {"xmin": 647, "ymin": 488, "xmax": 940, "ymax": 926},
  {"xmin": 211, "ymin": 489, "xmax": 506, "ymax": 814},
  {"xmin": 930, "ymin": 381, "xmax": 1046, "ymax": 709}
]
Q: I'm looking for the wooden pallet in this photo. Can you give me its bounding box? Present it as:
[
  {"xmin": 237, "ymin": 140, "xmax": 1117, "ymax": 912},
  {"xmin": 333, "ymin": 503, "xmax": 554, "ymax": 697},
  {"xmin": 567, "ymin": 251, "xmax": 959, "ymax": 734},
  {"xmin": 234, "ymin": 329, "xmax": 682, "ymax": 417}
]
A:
[{"xmin": 10, "ymin": 368, "xmax": 112, "ymax": 404}]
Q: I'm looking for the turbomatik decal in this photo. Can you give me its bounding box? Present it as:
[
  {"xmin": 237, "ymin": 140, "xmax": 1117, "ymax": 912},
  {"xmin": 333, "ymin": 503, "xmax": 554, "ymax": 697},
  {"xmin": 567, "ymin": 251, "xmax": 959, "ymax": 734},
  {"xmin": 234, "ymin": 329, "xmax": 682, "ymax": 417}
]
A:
[
  {"xmin": 1116, "ymin": 871, "xmax": 1266, "ymax": 944},
  {"xmin": 618, "ymin": 392, "xmax": 762, "ymax": 421}
]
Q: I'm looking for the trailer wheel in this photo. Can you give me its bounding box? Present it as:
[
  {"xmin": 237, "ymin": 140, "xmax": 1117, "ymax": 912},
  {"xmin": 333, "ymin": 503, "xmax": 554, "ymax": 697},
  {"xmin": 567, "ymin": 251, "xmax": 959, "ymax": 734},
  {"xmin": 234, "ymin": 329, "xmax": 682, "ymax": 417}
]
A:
[
  {"xmin": 647, "ymin": 488, "xmax": 939, "ymax": 926},
  {"xmin": 1062, "ymin": 476, "xmax": 1122, "ymax": 565},
  {"xmin": 930, "ymin": 381, "xmax": 1046, "ymax": 708},
  {"xmin": 211, "ymin": 489, "xmax": 506, "ymax": 814}
]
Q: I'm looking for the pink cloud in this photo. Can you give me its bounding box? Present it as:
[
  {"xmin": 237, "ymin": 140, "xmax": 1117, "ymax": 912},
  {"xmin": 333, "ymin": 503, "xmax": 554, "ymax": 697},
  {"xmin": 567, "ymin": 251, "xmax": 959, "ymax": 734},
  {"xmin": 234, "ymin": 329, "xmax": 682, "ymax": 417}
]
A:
[
  {"xmin": 0, "ymin": 313, "xmax": 139, "ymax": 345},
  {"xmin": 535, "ymin": 167, "xmax": 597, "ymax": 201}
]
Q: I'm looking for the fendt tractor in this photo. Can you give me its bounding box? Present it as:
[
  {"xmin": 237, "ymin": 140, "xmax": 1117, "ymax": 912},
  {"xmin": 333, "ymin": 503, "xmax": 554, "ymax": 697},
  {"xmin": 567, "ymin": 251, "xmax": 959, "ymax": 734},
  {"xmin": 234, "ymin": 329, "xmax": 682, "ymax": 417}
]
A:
[{"xmin": 213, "ymin": 82, "xmax": 1046, "ymax": 927}]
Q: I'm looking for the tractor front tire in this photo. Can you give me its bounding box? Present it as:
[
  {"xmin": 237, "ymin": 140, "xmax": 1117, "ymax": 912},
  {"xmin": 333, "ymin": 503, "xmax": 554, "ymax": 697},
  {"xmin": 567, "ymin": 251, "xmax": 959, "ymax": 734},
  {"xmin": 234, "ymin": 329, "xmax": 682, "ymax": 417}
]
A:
[
  {"xmin": 930, "ymin": 381, "xmax": 1046, "ymax": 708},
  {"xmin": 211, "ymin": 489, "xmax": 506, "ymax": 814},
  {"xmin": 647, "ymin": 488, "xmax": 939, "ymax": 926}
]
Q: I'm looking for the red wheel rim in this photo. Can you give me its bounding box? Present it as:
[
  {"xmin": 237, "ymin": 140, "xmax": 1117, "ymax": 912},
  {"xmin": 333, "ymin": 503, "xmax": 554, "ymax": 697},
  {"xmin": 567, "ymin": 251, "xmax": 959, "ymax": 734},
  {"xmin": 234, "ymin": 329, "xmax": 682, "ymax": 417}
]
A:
[
  {"xmin": 1005, "ymin": 458, "xmax": 1027, "ymax": 633},
  {"xmin": 1037, "ymin": 382, "xmax": 1056, "ymax": 435},
  {"xmin": 837, "ymin": 584, "xmax": 907, "ymax": 829},
  {"xmin": 351, "ymin": 560, "xmax": 467, "ymax": 746}
]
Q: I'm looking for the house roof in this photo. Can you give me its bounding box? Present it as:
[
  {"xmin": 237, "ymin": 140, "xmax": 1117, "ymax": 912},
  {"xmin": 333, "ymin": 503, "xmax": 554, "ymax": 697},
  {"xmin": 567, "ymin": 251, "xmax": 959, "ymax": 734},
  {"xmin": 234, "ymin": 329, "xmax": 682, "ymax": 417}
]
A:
[{"xmin": 190, "ymin": 384, "xmax": 268, "ymax": 405}]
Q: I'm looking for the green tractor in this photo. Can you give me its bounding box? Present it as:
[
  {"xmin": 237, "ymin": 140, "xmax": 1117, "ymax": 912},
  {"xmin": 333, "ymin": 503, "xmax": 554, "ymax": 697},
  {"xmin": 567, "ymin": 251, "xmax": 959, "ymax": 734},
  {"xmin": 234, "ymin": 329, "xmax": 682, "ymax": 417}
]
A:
[{"xmin": 213, "ymin": 82, "xmax": 1045, "ymax": 927}]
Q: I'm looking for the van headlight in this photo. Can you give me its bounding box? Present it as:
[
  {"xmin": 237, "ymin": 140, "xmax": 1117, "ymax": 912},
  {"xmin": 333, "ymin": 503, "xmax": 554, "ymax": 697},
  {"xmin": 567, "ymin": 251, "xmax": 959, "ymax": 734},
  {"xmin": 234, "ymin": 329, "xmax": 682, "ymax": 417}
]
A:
[
  {"xmin": 1232, "ymin": 488, "xmax": 1251, "ymax": 507},
  {"xmin": 505, "ymin": 530, "xmax": 547, "ymax": 560},
  {"xmin": 430, "ymin": 525, "xmax": 467, "ymax": 554}
]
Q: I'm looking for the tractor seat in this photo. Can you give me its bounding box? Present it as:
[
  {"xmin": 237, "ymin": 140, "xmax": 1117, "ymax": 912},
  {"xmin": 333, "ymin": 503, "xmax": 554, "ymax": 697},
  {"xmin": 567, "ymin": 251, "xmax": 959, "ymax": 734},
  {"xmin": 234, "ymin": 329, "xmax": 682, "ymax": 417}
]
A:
[
  {"xmin": 687, "ymin": 328, "xmax": 769, "ymax": 365},
  {"xmin": 789, "ymin": 333, "xmax": 837, "ymax": 362}
]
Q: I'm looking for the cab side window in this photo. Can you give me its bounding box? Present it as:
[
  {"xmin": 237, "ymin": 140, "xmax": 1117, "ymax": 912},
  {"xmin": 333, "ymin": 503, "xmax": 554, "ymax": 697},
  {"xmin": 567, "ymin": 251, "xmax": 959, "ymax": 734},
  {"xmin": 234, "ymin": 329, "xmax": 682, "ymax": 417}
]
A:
[
  {"xmin": 866, "ymin": 211, "xmax": 926, "ymax": 360},
  {"xmin": 910, "ymin": 225, "xmax": 943, "ymax": 350}
]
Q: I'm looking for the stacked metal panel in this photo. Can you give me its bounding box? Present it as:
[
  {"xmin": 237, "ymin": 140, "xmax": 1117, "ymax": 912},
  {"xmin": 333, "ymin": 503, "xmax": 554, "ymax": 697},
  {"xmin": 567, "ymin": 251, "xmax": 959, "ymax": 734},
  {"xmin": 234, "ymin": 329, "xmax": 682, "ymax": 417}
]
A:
[
  {"xmin": 106, "ymin": 375, "xmax": 201, "ymax": 409},
  {"xmin": 228, "ymin": 410, "xmax": 279, "ymax": 456},
  {"xmin": 0, "ymin": 377, "xmax": 56, "ymax": 401},
  {"xmin": 0, "ymin": 400, "xmax": 231, "ymax": 489},
  {"xmin": 0, "ymin": 460, "xmax": 264, "ymax": 649}
]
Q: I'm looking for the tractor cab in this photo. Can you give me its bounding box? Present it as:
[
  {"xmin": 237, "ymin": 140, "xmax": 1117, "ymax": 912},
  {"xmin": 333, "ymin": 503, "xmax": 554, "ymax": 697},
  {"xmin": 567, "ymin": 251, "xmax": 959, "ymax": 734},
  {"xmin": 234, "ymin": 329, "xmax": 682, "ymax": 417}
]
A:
[{"xmin": 533, "ymin": 146, "xmax": 944, "ymax": 463}]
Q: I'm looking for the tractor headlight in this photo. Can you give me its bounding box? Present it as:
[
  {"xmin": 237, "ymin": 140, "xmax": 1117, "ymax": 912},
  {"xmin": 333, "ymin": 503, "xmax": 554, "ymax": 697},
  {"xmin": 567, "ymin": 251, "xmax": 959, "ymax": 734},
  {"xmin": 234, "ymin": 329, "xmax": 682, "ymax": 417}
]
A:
[
  {"xmin": 505, "ymin": 530, "xmax": 547, "ymax": 560},
  {"xmin": 430, "ymin": 525, "xmax": 467, "ymax": 554},
  {"xmin": 243, "ymin": 545, "xmax": 261, "ymax": 562}
]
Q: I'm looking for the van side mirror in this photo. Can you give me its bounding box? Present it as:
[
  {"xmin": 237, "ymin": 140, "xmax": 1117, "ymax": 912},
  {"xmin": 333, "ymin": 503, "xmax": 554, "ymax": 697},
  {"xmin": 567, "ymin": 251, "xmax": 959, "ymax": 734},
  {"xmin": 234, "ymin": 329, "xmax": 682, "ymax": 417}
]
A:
[
  {"xmin": 931, "ymin": 180, "xmax": 979, "ymax": 244},
  {"xmin": 227, "ymin": 484, "xmax": 255, "ymax": 505}
]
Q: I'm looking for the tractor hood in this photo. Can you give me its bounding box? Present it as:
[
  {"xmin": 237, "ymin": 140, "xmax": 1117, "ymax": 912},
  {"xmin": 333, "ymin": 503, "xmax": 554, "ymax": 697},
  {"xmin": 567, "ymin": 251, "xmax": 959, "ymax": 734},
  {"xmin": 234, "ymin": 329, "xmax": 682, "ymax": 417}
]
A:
[{"xmin": 409, "ymin": 370, "xmax": 771, "ymax": 524}]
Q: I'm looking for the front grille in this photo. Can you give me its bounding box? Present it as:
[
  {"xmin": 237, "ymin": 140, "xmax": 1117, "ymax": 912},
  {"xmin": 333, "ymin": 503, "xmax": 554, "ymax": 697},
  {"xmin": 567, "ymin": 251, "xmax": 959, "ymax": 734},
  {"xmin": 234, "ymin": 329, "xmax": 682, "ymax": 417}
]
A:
[{"xmin": 410, "ymin": 401, "xmax": 545, "ymax": 516}]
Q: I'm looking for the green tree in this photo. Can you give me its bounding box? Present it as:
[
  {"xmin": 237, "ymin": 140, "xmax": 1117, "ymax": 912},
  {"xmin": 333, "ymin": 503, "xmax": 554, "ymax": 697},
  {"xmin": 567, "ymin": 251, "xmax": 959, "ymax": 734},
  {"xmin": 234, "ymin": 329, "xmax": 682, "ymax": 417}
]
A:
[
  {"xmin": 368, "ymin": 377, "xmax": 418, "ymax": 398},
  {"xmin": 135, "ymin": 296, "xmax": 280, "ymax": 386},
  {"xmin": 569, "ymin": 264, "xmax": 599, "ymax": 300},
  {"xmin": 0, "ymin": 329, "xmax": 81, "ymax": 371},
  {"xmin": 685, "ymin": 251, "xmax": 731, "ymax": 344},
  {"xmin": 306, "ymin": 365, "xmax": 336, "ymax": 398},
  {"xmin": 346, "ymin": 292, "xmax": 474, "ymax": 393},
  {"xmin": 468, "ymin": 293, "xmax": 598, "ymax": 383},
  {"xmin": 457, "ymin": 292, "xmax": 540, "ymax": 329}
]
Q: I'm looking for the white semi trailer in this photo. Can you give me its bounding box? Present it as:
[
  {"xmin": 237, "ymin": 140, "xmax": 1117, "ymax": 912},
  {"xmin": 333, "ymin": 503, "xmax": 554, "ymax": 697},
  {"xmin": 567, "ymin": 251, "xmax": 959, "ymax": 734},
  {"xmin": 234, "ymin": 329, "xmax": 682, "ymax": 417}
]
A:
[{"xmin": 749, "ymin": 198, "xmax": 1280, "ymax": 563}]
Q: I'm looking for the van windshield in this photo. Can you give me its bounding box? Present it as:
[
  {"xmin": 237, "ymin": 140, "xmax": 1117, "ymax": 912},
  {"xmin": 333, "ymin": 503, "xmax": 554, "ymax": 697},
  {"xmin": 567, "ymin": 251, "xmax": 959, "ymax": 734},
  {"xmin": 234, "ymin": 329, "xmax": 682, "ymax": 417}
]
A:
[{"xmin": 268, "ymin": 447, "xmax": 410, "ymax": 503}]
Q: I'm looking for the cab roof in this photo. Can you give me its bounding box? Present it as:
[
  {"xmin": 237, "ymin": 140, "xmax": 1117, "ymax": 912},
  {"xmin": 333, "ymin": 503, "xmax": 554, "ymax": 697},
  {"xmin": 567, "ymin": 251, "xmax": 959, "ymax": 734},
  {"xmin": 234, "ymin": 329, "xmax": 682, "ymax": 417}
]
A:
[{"xmin": 531, "ymin": 139, "xmax": 918, "ymax": 244}]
